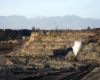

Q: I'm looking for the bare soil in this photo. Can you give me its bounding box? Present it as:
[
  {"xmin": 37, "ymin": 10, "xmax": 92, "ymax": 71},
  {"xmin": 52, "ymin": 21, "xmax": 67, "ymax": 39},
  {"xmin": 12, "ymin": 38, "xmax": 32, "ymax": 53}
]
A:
[{"xmin": 0, "ymin": 28, "xmax": 100, "ymax": 80}]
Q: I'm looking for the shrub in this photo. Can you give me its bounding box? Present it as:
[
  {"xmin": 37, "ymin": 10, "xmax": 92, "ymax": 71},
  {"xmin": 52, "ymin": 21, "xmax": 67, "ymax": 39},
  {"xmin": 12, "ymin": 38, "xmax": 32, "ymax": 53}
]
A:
[
  {"xmin": 32, "ymin": 26, "xmax": 35, "ymax": 32},
  {"xmin": 87, "ymin": 26, "xmax": 91, "ymax": 30}
]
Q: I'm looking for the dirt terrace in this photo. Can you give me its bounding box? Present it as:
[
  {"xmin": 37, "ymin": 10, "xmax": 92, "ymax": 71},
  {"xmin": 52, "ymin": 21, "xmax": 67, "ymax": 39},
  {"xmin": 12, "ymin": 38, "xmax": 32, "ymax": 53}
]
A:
[{"xmin": 0, "ymin": 28, "xmax": 100, "ymax": 80}]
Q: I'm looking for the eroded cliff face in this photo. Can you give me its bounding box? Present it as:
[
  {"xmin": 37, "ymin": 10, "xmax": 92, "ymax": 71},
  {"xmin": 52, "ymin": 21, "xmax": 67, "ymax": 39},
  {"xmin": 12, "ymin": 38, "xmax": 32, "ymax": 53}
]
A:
[{"xmin": 6, "ymin": 29, "xmax": 100, "ymax": 59}]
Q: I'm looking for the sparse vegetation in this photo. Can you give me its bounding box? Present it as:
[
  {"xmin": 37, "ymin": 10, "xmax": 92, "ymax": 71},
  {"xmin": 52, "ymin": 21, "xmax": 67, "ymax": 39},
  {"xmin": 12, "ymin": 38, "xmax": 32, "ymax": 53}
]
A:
[
  {"xmin": 87, "ymin": 26, "xmax": 91, "ymax": 30},
  {"xmin": 32, "ymin": 26, "xmax": 40, "ymax": 32},
  {"xmin": 32, "ymin": 26, "xmax": 35, "ymax": 32}
]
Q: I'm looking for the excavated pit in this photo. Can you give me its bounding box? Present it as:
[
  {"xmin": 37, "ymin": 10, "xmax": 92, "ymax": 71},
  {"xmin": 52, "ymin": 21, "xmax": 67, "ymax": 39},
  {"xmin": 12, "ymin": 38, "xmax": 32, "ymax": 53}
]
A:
[{"xmin": 0, "ymin": 28, "xmax": 100, "ymax": 80}]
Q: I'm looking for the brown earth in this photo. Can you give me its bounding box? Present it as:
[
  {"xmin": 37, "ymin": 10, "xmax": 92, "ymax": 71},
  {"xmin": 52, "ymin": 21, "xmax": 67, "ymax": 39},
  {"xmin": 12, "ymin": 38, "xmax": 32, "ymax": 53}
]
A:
[{"xmin": 0, "ymin": 28, "xmax": 100, "ymax": 80}]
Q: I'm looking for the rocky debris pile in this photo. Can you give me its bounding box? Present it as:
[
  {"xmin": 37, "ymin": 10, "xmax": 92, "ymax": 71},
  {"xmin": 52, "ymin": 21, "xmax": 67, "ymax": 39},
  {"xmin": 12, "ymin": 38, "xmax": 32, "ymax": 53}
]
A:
[{"xmin": 6, "ymin": 29, "xmax": 100, "ymax": 59}]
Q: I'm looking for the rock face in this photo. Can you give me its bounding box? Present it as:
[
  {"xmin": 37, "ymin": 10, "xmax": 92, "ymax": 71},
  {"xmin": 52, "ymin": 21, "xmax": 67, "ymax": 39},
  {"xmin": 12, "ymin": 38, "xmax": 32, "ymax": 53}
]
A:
[{"xmin": 6, "ymin": 29, "xmax": 100, "ymax": 59}]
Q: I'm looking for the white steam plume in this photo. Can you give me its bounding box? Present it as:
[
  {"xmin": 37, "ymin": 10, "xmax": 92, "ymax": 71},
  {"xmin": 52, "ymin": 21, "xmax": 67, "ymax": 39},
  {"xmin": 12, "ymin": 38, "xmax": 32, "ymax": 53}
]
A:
[{"xmin": 72, "ymin": 38, "xmax": 82, "ymax": 57}]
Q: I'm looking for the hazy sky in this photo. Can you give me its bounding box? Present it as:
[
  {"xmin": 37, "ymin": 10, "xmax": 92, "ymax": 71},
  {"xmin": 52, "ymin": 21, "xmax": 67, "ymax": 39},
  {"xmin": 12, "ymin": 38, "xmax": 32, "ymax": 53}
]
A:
[{"xmin": 0, "ymin": 0, "xmax": 100, "ymax": 19}]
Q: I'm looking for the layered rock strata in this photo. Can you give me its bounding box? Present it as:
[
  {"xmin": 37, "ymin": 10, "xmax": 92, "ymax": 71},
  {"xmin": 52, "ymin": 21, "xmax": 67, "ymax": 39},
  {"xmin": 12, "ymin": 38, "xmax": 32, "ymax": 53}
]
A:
[{"xmin": 6, "ymin": 29, "xmax": 100, "ymax": 59}]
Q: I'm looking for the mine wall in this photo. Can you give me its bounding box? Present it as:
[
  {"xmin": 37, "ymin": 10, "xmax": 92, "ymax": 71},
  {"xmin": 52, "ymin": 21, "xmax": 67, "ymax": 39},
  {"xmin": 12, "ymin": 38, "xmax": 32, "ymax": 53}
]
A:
[{"xmin": 5, "ymin": 29, "xmax": 100, "ymax": 59}]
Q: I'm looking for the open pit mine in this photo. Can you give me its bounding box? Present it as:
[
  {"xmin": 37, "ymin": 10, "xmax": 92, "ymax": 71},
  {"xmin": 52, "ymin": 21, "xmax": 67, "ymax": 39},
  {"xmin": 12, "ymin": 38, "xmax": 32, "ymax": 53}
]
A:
[{"xmin": 0, "ymin": 28, "xmax": 100, "ymax": 80}]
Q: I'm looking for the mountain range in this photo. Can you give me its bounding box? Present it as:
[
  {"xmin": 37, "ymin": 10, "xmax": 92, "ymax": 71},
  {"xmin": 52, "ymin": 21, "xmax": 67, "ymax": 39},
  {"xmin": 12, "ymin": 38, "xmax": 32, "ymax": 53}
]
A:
[{"xmin": 0, "ymin": 15, "xmax": 100, "ymax": 30}]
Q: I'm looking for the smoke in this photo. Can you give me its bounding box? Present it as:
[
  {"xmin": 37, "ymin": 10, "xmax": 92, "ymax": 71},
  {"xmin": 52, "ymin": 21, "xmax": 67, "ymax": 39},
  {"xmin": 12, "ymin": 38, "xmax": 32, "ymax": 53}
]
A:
[{"xmin": 72, "ymin": 40, "xmax": 82, "ymax": 57}]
